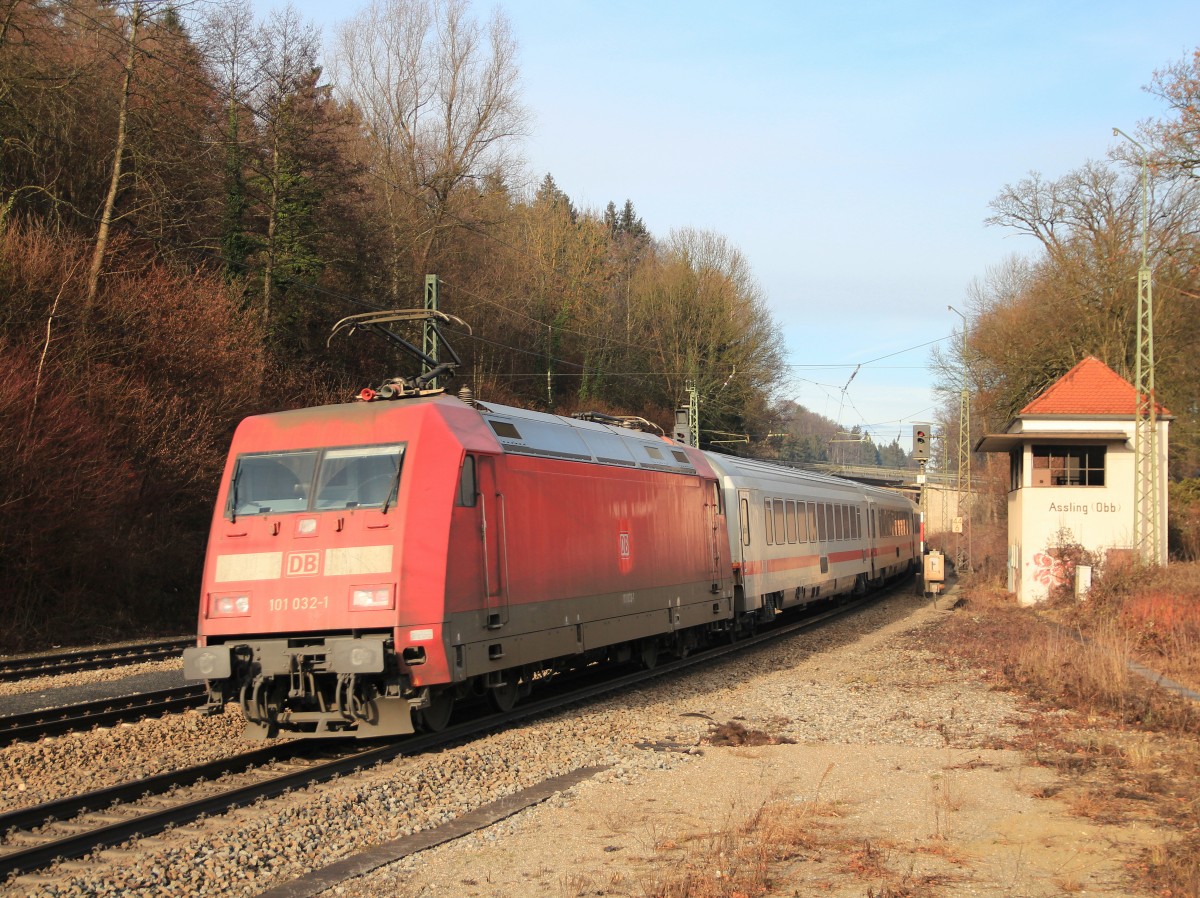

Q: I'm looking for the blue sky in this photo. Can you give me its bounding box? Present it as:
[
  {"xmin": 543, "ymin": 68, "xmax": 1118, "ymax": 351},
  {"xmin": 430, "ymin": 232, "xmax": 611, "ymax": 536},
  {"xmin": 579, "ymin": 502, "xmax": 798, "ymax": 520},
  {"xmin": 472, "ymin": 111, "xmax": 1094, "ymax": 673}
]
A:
[{"xmin": 269, "ymin": 0, "xmax": 1197, "ymax": 447}]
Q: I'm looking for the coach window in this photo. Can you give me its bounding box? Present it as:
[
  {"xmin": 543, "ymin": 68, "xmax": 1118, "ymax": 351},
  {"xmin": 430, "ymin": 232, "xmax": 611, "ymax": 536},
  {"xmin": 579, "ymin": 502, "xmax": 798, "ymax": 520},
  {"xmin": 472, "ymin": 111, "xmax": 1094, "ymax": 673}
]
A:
[
  {"xmin": 785, "ymin": 501, "xmax": 797, "ymax": 543},
  {"xmin": 458, "ymin": 455, "xmax": 477, "ymax": 507},
  {"xmin": 854, "ymin": 507, "xmax": 861, "ymax": 540},
  {"xmin": 807, "ymin": 504, "xmax": 818, "ymax": 543},
  {"xmin": 773, "ymin": 500, "xmax": 786, "ymax": 545},
  {"xmin": 832, "ymin": 505, "xmax": 842, "ymax": 540},
  {"xmin": 764, "ymin": 499, "xmax": 774, "ymax": 544},
  {"xmin": 816, "ymin": 503, "xmax": 827, "ymax": 541},
  {"xmin": 740, "ymin": 497, "xmax": 750, "ymax": 546},
  {"xmin": 842, "ymin": 506, "xmax": 851, "ymax": 541},
  {"xmin": 797, "ymin": 502, "xmax": 809, "ymax": 542}
]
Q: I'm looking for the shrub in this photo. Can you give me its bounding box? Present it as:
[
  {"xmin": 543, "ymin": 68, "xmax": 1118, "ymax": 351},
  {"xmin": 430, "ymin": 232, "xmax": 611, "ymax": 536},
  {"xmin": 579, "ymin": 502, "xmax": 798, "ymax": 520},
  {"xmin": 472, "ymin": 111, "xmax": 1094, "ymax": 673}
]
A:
[{"xmin": 0, "ymin": 223, "xmax": 271, "ymax": 648}]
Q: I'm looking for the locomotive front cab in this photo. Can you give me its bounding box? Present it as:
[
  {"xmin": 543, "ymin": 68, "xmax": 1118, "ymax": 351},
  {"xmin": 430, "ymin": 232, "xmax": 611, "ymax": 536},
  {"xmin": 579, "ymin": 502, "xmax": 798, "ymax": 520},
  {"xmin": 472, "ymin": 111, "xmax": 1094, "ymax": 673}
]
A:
[{"xmin": 183, "ymin": 399, "xmax": 477, "ymax": 739}]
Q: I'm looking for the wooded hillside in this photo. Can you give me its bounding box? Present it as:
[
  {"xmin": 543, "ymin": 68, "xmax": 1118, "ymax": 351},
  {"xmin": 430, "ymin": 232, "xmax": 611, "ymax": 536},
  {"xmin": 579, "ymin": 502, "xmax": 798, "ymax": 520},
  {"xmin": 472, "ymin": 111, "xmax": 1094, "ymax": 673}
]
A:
[{"xmin": 0, "ymin": 0, "xmax": 798, "ymax": 648}]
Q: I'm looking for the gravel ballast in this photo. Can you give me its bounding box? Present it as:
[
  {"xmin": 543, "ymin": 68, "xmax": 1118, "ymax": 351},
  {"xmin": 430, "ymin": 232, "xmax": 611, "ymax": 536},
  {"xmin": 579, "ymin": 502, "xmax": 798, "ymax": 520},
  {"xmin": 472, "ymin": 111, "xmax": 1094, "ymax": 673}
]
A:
[{"xmin": 0, "ymin": 590, "xmax": 1163, "ymax": 896}]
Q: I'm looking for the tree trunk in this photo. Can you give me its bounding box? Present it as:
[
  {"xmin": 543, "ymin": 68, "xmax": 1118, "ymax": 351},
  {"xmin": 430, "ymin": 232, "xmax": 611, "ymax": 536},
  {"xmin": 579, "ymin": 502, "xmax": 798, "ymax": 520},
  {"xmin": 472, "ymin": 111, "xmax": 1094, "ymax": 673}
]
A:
[
  {"xmin": 86, "ymin": 0, "xmax": 142, "ymax": 315},
  {"xmin": 262, "ymin": 138, "xmax": 278, "ymax": 333}
]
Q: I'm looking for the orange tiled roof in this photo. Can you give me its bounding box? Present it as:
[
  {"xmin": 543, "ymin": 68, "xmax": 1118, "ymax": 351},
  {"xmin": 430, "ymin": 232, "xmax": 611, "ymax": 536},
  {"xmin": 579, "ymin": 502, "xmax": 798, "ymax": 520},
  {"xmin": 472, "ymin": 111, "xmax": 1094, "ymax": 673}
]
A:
[{"xmin": 1020, "ymin": 357, "xmax": 1170, "ymax": 416}]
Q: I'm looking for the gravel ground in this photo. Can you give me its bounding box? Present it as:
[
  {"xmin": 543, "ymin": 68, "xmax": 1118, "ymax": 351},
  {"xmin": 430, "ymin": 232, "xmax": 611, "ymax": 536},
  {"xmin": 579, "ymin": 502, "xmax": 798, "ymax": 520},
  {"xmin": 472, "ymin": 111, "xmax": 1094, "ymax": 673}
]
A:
[
  {"xmin": 1, "ymin": 590, "xmax": 1161, "ymax": 897},
  {"xmin": 0, "ymin": 661, "xmax": 187, "ymax": 715}
]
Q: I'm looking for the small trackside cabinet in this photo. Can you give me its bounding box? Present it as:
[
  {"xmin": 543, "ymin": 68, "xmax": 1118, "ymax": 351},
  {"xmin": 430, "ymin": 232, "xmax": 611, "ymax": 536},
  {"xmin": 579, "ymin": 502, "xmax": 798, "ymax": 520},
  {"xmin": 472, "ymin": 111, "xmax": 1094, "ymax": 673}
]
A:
[{"xmin": 923, "ymin": 552, "xmax": 945, "ymax": 584}]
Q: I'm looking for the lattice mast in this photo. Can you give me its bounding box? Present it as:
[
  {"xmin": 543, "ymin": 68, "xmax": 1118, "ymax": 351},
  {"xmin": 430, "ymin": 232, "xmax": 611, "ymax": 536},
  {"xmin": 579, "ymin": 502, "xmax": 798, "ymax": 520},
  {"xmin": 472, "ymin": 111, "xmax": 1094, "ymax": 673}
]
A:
[
  {"xmin": 1134, "ymin": 178, "xmax": 1161, "ymax": 563},
  {"xmin": 948, "ymin": 305, "xmax": 972, "ymax": 573},
  {"xmin": 1115, "ymin": 128, "xmax": 1162, "ymax": 563}
]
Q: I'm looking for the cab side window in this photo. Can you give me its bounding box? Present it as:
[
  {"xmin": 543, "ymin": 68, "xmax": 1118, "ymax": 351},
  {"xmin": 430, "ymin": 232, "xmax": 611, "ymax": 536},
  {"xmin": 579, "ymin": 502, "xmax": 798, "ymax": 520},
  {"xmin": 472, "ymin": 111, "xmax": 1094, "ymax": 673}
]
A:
[{"xmin": 458, "ymin": 455, "xmax": 477, "ymax": 507}]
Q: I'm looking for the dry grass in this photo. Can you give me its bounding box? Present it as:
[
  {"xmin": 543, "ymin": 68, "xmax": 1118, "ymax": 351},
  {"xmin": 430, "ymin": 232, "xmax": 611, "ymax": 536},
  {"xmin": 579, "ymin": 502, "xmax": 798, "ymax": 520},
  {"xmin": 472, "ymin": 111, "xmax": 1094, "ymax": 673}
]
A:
[
  {"xmin": 933, "ymin": 572, "xmax": 1200, "ymax": 734},
  {"xmin": 638, "ymin": 797, "xmax": 837, "ymax": 898},
  {"xmin": 638, "ymin": 763, "xmax": 849, "ymax": 898},
  {"xmin": 927, "ymin": 561, "xmax": 1200, "ymax": 898},
  {"xmin": 637, "ymin": 784, "xmax": 959, "ymax": 898}
]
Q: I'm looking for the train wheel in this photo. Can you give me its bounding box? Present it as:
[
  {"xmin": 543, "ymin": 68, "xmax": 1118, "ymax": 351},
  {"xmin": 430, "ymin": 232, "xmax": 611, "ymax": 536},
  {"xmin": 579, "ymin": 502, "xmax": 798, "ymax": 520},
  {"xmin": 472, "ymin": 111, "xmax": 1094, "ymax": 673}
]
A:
[
  {"xmin": 416, "ymin": 688, "xmax": 455, "ymax": 732},
  {"xmin": 488, "ymin": 677, "xmax": 519, "ymax": 713},
  {"xmin": 639, "ymin": 638, "xmax": 659, "ymax": 670}
]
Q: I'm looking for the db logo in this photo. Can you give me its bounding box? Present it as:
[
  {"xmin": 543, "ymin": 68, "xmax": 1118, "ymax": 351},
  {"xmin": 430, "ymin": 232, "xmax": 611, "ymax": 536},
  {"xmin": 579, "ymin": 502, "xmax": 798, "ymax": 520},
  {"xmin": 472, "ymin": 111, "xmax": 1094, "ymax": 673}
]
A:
[{"xmin": 286, "ymin": 551, "xmax": 321, "ymax": 577}]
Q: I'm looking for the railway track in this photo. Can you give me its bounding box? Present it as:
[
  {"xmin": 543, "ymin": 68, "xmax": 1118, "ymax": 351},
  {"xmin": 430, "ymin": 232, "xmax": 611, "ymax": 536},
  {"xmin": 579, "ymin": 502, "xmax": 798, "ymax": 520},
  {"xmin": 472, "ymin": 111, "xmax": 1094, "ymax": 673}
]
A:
[
  {"xmin": 0, "ymin": 685, "xmax": 207, "ymax": 746},
  {"xmin": 0, "ymin": 591, "xmax": 887, "ymax": 882},
  {"xmin": 0, "ymin": 638, "xmax": 192, "ymax": 684}
]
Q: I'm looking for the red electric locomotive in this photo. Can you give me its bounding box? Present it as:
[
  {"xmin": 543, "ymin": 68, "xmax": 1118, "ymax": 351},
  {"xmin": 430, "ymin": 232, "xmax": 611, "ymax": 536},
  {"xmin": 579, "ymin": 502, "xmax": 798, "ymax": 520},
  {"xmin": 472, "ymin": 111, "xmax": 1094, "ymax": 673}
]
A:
[{"xmin": 183, "ymin": 312, "xmax": 732, "ymax": 737}]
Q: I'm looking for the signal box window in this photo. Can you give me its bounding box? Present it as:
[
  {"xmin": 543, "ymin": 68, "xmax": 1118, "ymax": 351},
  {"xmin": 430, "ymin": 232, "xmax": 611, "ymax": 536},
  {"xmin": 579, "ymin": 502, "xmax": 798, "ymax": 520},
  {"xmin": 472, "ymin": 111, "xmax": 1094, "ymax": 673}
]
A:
[{"xmin": 1031, "ymin": 445, "xmax": 1105, "ymax": 487}]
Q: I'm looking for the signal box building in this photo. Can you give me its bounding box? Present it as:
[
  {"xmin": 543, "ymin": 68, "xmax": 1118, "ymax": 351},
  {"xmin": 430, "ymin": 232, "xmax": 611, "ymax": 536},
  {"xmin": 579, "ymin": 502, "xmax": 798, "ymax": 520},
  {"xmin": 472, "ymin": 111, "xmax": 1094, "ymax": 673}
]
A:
[{"xmin": 976, "ymin": 357, "xmax": 1170, "ymax": 605}]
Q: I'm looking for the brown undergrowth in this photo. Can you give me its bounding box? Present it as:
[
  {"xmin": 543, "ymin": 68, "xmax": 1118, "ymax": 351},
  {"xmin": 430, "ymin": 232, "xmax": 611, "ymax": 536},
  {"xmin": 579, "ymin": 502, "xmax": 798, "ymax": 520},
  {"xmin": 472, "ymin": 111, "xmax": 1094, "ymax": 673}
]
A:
[{"xmin": 928, "ymin": 566, "xmax": 1200, "ymax": 898}]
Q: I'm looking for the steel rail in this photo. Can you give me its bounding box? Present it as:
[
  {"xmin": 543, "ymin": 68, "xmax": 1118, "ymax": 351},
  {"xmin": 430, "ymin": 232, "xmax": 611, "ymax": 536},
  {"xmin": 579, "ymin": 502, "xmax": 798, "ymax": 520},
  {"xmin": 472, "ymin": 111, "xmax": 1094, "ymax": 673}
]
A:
[
  {"xmin": 0, "ymin": 588, "xmax": 897, "ymax": 880},
  {"xmin": 0, "ymin": 685, "xmax": 207, "ymax": 746},
  {"xmin": 0, "ymin": 639, "xmax": 193, "ymax": 683}
]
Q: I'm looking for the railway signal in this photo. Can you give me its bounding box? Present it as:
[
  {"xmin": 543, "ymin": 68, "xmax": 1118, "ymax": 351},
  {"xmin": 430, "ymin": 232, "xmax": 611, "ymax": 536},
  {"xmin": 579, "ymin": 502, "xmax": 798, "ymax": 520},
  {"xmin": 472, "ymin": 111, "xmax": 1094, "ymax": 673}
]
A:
[{"xmin": 911, "ymin": 424, "xmax": 930, "ymax": 460}]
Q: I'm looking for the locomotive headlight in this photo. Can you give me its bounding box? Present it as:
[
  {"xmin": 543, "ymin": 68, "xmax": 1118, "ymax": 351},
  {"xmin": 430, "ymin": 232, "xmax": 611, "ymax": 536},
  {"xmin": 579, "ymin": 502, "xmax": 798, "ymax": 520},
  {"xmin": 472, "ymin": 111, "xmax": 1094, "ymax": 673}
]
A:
[
  {"xmin": 209, "ymin": 592, "xmax": 251, "ymax": 617},
  {"xmin": 350, "ymin": 585, "xmax": 394, "ymax": 610}
]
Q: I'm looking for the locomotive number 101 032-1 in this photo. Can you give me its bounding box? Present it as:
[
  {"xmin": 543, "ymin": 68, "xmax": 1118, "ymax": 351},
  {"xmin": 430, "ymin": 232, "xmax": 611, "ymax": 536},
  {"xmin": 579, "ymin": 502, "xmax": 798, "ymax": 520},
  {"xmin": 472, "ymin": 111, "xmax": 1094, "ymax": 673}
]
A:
[{"xmin": 268, "ymin": 596, "xmax": 330, "ymax": 612}]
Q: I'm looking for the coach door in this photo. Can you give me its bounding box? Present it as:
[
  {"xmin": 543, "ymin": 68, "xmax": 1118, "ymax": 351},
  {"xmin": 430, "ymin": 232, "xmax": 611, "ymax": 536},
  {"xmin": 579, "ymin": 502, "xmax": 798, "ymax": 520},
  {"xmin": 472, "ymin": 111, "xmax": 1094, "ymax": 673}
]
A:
[
  {"xmin": 736, "ymin": 489, "xmax": 752, "ymax": 567},
  {"xmin": 867, "ymin": 501, "xmax": 878, "ymax": 581},
  {"xmin": 477, "ymin": 455, "xmax": 508, "ymax": 629}
]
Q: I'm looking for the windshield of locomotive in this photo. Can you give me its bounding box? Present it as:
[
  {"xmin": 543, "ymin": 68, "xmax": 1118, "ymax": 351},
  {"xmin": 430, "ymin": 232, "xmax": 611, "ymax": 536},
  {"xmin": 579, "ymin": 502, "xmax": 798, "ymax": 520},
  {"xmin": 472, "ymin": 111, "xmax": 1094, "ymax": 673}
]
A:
[{"xmin": 230, "ymin": 444, "xmax": 404, "ymax": 516}]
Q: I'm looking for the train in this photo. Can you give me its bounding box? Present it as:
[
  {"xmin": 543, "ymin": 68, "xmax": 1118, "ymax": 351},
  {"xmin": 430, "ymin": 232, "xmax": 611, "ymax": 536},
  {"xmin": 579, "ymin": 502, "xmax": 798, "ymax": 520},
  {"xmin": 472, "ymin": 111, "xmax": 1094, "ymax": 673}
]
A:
[{"xmin": 183, "ymin": 314, "xmax": 920, "ymax": 739}]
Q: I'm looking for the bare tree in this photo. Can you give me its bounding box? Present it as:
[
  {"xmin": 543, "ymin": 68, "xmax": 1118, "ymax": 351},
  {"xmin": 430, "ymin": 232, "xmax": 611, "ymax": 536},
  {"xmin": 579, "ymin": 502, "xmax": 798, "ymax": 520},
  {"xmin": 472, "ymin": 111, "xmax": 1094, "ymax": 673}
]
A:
[
  {"xmin": 1146, "ymin": 49, "xmax": 1200, "ymax": 176},
  {"xmin": 332, "ymin": 0, "xmax": 527, "ymax": 297},
  {"xmin": 632, "ymin": 228, "xmax": 784, "ymax": 440}
]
